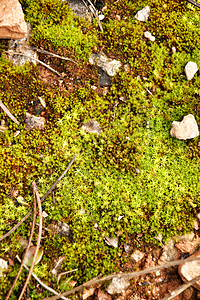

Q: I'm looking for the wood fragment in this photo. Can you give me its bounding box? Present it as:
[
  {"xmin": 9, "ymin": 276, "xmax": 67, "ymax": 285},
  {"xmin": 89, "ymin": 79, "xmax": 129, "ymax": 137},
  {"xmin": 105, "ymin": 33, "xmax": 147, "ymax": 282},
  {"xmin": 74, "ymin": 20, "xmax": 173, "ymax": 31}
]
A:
[
  {"xmin": 162, "ymin": 274, "xmax": 200, "ymax": 300},
  {"xmin": 5, "ymin": 189, "xmax": 37, "ymax": 300},
  {"xmin": 16, "ymin": 256, "xmax": 70, "ymax": 300},
  {"xmin": 0, "ymin": 100, "xmax": 20, "ymax": 125},
  {"xmin": 18, "ymin": 182, "xmax": 43, "ymax": 300},
  {"xmin": 5, "ymin": 50, "xmax": 62, "ymax": 77},
  {"xmin": 0, "ymin": 154, "xmax": 77, "ymax": 241},
  {"xmin": 42, "ymin": 257, "xmax": 200, "ymax": 300}
]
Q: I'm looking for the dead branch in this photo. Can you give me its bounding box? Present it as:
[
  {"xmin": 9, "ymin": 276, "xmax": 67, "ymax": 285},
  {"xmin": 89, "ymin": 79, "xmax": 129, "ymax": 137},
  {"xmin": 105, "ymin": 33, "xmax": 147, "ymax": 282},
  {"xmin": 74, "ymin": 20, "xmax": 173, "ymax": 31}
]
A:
[
  {"xmin": 5, "ymin": 188, "xmax": 37, "ymax": 300},
  {"xmin": 16, "ymin": 256, "xmax": 70, "ymax": 300},
  {"xmin": 0, "ymin": 100, "xmax": 20, "ymax": 125},
  {"xmin": 42, "ymin": 256, "xmax": 200, "ymax": 300},
  {"xmin": 18, "ymin": 182, "xmax": 43, "ymax": 300},
  {"xmin": 0, "ymin": 154, "xmax": 77, "ymax": 241},
  {"xmin": 5, "ymin": 50, "xmax": 62, "ymax": 77},
  {"xmin": 162, "ymin": 274, "xmax": 200, "ymax": 300},
  {"xmin": 28, "ymin": 47, "xmax": 77, "ymax": 64},
  {"xmin": 82, "ymin": 0, "xmax": 104, "ymax": 32}
]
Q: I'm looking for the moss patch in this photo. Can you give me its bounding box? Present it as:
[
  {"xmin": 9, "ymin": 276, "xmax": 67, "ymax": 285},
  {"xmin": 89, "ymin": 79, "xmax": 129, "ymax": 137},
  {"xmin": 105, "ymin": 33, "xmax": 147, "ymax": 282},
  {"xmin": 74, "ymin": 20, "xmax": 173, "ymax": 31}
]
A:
[{"xmin": 0, "ymin": 0, "xmax": 200, "ymax": 298}]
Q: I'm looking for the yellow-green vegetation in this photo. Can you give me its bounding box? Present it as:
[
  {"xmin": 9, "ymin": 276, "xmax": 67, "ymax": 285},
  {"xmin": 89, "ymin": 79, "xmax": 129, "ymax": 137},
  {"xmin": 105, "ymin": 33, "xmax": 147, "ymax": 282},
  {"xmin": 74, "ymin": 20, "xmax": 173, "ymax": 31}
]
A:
[{"xmin": 0, "ymin": 0, "xmax": 200, "ymax": 298}]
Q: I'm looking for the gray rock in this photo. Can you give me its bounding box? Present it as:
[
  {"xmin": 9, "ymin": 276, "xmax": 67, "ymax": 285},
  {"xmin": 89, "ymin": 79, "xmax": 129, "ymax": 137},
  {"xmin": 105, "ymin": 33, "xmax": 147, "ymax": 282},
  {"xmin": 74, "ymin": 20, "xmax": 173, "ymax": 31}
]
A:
[
  {"xmin": 131, "ymin": 249, "xmax": 145, "ymax": 262},
  {"xmin": 0, "ymin": 258, "xmax": 8, "ymax": 277},
  {"xmin": 0, "ymin": 0, "xmax": 27, "ymax": 39},
  {"xmin": 65, "ymin": 0, "xmax": 93, "ymax": 22},
  {"xmin": 124, "ymin": 243, "xmax": 130, "ymax": 253},
  {"xmin": 107, "ymin": 278, "xmax": 130, "ymax": 295},
  {"xmin": 98, "ymin": 68, "xmax": 112, "ymax": 87},
  {"xmin": 7, "ymin": 24, "xmax": 37, "ymax": 66},
  {"xmin": 82, "ymin": 119, "xmax": 102, "ymax": 134},
  {"xmin": 25, "ymin": 112, "xmax": 45, "ymax": 130},
  {"xmin": 89, "ymin": 52, "xmax": 122, "ymax": 77},
  {"xmin": 185, "ymin": 61, "xmax": 198, "ymax": 80},
  {"xmin": 170, "ymin": 114, "xmax": 199, "ymax": 140},
  {"xmin": 144, "ymin": 31, "xmax": 155, "ymax": 41},
  {"xmin": 135, "ymin": 6, "xmax": 150, "ymax": 22},
  {"xmin": 159, "ymin": 238, "xmax": 178, "ymax": 264},
  {"xmin": 104, "ymin": 236, "xmax": 118, "ymax": 248}
]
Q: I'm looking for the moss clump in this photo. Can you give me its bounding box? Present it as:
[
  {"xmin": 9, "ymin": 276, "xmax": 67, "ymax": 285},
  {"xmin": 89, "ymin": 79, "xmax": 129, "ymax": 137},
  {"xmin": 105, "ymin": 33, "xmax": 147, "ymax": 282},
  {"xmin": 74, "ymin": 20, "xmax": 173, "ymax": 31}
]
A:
[
  {"xmin": 0, "ymin": 0, "xmax": 200, "ymax": 298},
  {"xmin": 19, "ymin": 0, "xmax": 98, "ymax": 62}
]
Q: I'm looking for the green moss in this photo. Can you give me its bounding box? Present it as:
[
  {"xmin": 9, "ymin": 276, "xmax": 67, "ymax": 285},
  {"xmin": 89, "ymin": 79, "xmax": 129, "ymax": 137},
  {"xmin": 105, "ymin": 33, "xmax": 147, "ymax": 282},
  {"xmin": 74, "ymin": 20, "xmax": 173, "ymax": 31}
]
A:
[{"xmin": 0, "ymin": 0, "xmax": 200, "ymax": 298}]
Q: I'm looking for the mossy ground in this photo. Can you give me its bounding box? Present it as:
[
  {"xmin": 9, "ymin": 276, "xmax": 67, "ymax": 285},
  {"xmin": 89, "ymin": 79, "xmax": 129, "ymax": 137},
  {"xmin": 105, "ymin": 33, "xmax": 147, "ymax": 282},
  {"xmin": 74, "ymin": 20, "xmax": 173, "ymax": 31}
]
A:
[{"xmin": 0, "ymin": 0, "xmax": 200, "ymax": 298}]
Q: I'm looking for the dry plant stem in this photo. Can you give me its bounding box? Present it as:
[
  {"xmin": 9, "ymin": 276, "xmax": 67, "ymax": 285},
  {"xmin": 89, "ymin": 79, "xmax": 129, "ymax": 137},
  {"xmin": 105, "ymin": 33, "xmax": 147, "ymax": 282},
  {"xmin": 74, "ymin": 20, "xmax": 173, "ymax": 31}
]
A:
[
  {"xmin": 57, "ymin": 269, "xmax": 78, "ymax": 284},
  {"xmin": 162, "ymin": 274, "xmax": 200, "ymax": 300},
  {"xmin": 0, "ymin": 154, "xmax": 77, "ymax": 241},
  {"xmin": 18, "ymin": 181, "xmax": 43, "ymax": 300},
  {"xmin": 5, "ymin": 189, "xmax": 37, "ymax": 300},
  {"xmin": 16, "ymin": 256, "xmax": 70, "ymax": 300},
  {"xmin": 186, "ymin": 0, "xmax": 200, "ymax": 8},
  {"xmin": 0, "ymin": 100, "xmax": 20, "ymax": 125},
  {"xmin": 82, "ymin": 0, "xmax": 104, "ymax": 32},
  {"xmin": 5, "ymin": 51, "xmax": 62, "ymax": 77},
  {"xmin": 29, "ymin": 47, "xmax": 77, "ymax": 64},
  {"xmin": 42, "ymin": 256, "xmax": 200, "ymax": 300}
]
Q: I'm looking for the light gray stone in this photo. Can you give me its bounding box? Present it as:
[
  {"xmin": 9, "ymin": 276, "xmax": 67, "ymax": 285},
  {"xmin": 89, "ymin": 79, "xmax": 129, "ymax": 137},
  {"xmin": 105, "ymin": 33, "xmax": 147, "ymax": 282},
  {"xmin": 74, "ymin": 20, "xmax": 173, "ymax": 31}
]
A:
[
  {"xmin": 185, "ymin": 61, "xmax": 198, "ymax": 80},
  {"xmin": 65, "ymin": 0, "xmax": 93, "ymax": 22},
  {"xmin": 104, "ymin": 236, "xmax": 118, "ymax": 248},
  {"xmin": 0, "ymin": 258, "xmax": 8, "ymax": 277},
  {"xmin": 107, "ymin": 278, "xmax": 130, "ymax": 295},
  {"xmin": 0, "ymin": 0, "xmax": 27, "ymax": 39},
  {"xmin": 159, "ymin": 238, "xmax": 178, "ymax": 264},
  {"xmin": 178, "ymin": 248, "xmax": 200, "ymax": 291},
  {"xmin": 135, "ymin": 6, "xmax": 150, "ymax": 22},
  {"xmin": 25, "ymin": 112, "xmax": 45, "ymax": 130},
  {"xmin": 144, "ymin": 31, "xmax": 155, "ymax": 41},
  {"xmin": 7, "ymin": 24, "xmax": 37, "ymax": 66},
  {"xmin": 82, "ymin": 119, "xmax": 102, "ymax": 134},
  {"xmin": 170, "ymin": 114, "xmax": 199, "ymax": 140},
  {"xmin": 131, "ymin": 250, "xmax": 145, "ymax": 262},
  {"xmin": 89, "ymin": 52, "xmax": 122, "ymax": 77}
]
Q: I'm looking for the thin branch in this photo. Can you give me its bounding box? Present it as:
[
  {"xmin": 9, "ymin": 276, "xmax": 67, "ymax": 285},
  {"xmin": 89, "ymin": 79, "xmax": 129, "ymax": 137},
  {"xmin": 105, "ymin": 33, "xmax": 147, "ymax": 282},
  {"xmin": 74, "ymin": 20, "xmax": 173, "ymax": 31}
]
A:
[
  {"xmin": 0, "ymin": 100, "xmax": 20, "ymax": 125},
  {"xmin": 28, "ymin": 47, "xmax": 77, "ymax": 64},
  {"xmin": 57, "ymin": 269, "xmax": 78, "ymax": 284},
  {"xmin": 186, "ymin": 0, "xmax": 200, "ymax": 8},
  {"xmin": 42, "ymin": 256, "xmax": 200, "ymax": 300},
  {"xmin": 0, "ymin": 154, "xmax": 77, "ymax": 241},
  {"xmin": 82, "ymin": 0, "xmax": 104, "ymax": 32},
  {"xmin": 162, "ymin": 274, "xmax": 200, "ymax": 300},
  {"xmin": 5, "ymin": 50, "xmax": 62, "ymax": 77},
  {"xmin": 16, "ymin": 256, "xmax": 70, "ymax": 300},
  {"xmin": 18, "ymin": 181, "xmax": 43, "ymax": 300},
  {"xmin": 5, "ymin": 188, "xmax": 37, "ymax": 300}
]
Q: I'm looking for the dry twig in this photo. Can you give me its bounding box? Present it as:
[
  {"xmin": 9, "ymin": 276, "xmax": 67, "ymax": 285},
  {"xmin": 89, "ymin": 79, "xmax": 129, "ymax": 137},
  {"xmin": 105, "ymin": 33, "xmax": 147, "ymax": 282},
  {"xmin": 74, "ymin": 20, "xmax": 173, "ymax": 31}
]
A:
[
  {"xmin": 5, "ymin": 188, "xmax": 37, "ymax": 300},
  {"xmin": 18, "ymin": 181, "xmax": 43, "ymax": 300},
  {"xmin": 29, "ymin": 47, "xmax": 77, "ymax": 64},
  {"xmin": 0, "ymin": 154, "xmax": 77, "ymax": 241},
  {"xmin": 5, "ymin": 50, "xmax": 62, "ymax": 77},
  {"xmin": 16, "ymin": 256, "xmax": 70, "ymax": 300},
  {"xmin": 42, "ymin": 256, "xmax": 200, "ymax": 300},
  {"xmin": 0, "ymin": 100, "xmax": 20, "ymax": 125},
  {"xmin": 162, "ymin": 274, "xmax": 200, "ymax": 300},
  {"xmin": 82, "ymin": 0, "xmax": 104, "ymax": 32}
]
